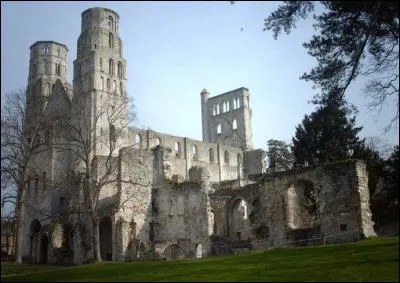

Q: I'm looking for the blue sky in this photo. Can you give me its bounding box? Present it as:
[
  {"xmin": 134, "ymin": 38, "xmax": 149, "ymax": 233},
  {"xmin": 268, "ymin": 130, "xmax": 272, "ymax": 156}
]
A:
[{"xmin": 1, "ymin": 1, "xmax": 398, "ymax": 153}]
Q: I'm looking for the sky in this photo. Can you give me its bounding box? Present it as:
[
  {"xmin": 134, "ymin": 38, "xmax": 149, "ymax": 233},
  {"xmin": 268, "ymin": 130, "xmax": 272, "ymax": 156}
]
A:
[{"xmin": 1, "ymin": 1, "xmax": 399, "ymax": 154}]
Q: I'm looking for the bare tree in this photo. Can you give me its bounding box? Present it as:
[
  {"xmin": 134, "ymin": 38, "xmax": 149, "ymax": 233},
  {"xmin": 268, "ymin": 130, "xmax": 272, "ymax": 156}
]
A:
[
  {"xmin": 1, "ymin": 89, "xmax": 51, "ymax": 263},
  {"xmin": 55, "ymin": 91, "xmax": 147, "ymax": 262}
]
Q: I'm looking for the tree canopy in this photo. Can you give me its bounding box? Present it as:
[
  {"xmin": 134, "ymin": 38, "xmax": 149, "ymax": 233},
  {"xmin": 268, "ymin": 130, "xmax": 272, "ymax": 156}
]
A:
[
  {"xmin": 292, "ymin": 89, "xmax": 363, "ymax": 167},
  {"xmin": 265, "ymin": 1, "xmax": 399, "ymax": 131}
]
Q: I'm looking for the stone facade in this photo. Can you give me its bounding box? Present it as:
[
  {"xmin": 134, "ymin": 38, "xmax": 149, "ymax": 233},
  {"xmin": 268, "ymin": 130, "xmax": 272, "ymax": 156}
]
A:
[{"xmin": 21, "ymin": 7, "xmax": 375, "ymax": 265}]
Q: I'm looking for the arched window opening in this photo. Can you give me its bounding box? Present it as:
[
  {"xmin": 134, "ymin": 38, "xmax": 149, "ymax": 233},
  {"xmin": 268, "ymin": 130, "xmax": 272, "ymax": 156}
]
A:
[
  {"xmin": 212, "ymin": 106, "xmax": 216, "ymax": 116},
  {"xmin": 226, "ymin": 100, "xmax": 230, "ymax": 111},
  {"xmin": 216, "ymin": 104, "xmax": 220, "ymax": 115},
  {"xmin": 224, "ymin": 151, "xmax": 229, "ymax": 165},
  {"xmin": 57, "ymin": 48, "xmax": 60, "ymax": 57},
  {"xmin": 107, "ymin": 78, "xmax": 110, "ymax": 91},
  {"xmin": 46, "ymin": 83, "xmax": 51, "ymax": 96},
  {"xmin": 232, "ymin": 119, "xmax": 237, "ymax": 130},
  {"xmin": 222, "ymin": 101, "xmax": 226, "ymax": 113},
  {"xmin": 175, "ymin": 142, "xmax": 181, "ymax": 157},
  {"xmin": 100, "ymin": 57, "xmax": 103, "ymax": 71},
  {"xmin": 118, "ymin": 62, "xmax": 122, "ymax": 78},
  {"xmin": 120, "ymin": 82, "xmax": 123, "ymax": 96},
  {"xmin": 109, "ymin": 59, "xmax": 114, "ymax": 75},
  {"xmin": 101, "ymin": 77, "xmax": 104, "ymax": 91},
  {"xmin": 108, "ymin": 16, "xmax": 114, "ymax": 30},
  {"xmin": 237, "ymin": 153, "xmax": 242, "ymax": 165},
  {"xmin": 56, "ymin": 64, "xmax": 61, "ymax": 76},
  {"xmin": 113, "ymin": 80, "xmax": 117, "ymax": 91},
  {"xmin": 236, "ymin": 97, "xmax": 240, "ymax": 108},
  {"xmin": 43, "ymin": 60, "xmax": 47, "ymax": 74},
  {"xmin": 109, "ymin": 32, "xmax": 114, "ymax": 48},
  {"xmin": 209, "ymin": 148, "xmax": 215, "ymax": 162},
  {"xmin": 233, "ymin": 99, "xmax": 237, "ymax": 109},
  {"xmin": 192, "ymin": 144, "xmax": 198, "ymax": 160},
  {"xmin": 217, "ymin": 123, "xmax": 222, "ymax": 134}
]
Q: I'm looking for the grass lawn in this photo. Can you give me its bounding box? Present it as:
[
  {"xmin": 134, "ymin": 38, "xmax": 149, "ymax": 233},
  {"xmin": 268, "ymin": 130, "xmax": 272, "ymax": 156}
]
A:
[{"xmin": 2, "ymin": 236, "xmax": 398, "ymax": 282}]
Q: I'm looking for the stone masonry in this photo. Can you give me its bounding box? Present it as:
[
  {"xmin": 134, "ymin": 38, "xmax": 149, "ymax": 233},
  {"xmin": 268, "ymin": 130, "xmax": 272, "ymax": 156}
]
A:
[{"xmin": 21, "ymin": 7, "xmax": 375, "ymax": 265}]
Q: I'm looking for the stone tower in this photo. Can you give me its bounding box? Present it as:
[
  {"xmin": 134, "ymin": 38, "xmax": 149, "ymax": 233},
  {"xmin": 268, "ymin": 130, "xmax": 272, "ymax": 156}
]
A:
[
  {"xmin": 26, "ymin": 41, "xmax": 69, "ymax": 126},
  {"xmin": 201, "ymin": 87, "xmax": 253, "ymax": 150},
  {"xmin": 72, "ymin": 7, "xmax": 128, "ymax": 156}
]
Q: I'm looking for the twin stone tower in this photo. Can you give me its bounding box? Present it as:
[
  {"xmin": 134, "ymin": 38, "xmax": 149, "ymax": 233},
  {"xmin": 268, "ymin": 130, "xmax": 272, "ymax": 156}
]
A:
[{"xmin": 22, "ymin": 7, "xmax": 375, "ymax": 265}]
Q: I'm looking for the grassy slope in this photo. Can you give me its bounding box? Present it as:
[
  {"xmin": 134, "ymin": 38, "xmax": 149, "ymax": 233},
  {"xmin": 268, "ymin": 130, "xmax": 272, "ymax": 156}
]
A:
[{"xmin": 2, "ymin": 237, "xmax": 399, "ymax": 282}]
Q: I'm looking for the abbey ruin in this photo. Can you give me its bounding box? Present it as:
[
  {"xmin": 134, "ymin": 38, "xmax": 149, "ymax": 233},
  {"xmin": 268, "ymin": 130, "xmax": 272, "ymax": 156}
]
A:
[{"xmin": 22, "ymin": 7, "xmax": 376, "ymax": 265}]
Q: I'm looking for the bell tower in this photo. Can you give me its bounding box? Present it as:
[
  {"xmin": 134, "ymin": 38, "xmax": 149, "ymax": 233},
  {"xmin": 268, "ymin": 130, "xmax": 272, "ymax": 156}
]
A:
[{"xmin": 72, "ymin": 7, "xmax": 128, "ymax": 156}]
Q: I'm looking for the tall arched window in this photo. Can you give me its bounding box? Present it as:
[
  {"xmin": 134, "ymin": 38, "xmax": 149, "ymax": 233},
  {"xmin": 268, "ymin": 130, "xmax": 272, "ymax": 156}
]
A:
[
  {"xmin": 107, "ymin": 78, "xmax": 110, "ymax": 91},
  {"xmin": 222, "ymin": 101, "xmax": 226, "ymax": 113},
  {"xmin": 109, "ymin": 59, "xmax": 114, "ymax": 75},
  {"xmin": 233, "ymin": 99, "xmax": 237, "ymax": 109},
  {"xmin": 46, "ymin": 83, "xmax": 51, "ymax": 96},
  {"xmin": 113, "ymin": 80, "xmax": 116, "ymax": 91},
  {"xmin": 226, "ymin": 100, "xmax": 230, "ymax": 111},
  {"xmin": 216, "ymin": 104, "xmax": 220, "ymax": 115},
  {"xmin": 119, "ymin": 82, "xmax": 123, "ymax": 95},
  {"xmin": 236, "ymin": 97, "xmax": 240, "ymax": 108},
  {"xmin": 101, "ymin": 77, "xmax": 104, "ymax": 91},
  {"xmin": 57, "ymin": 48, "xmax": 60, "ymax": 57},
  {"xmin": 209, "ymin": 148, "xmax": 214, "ymax": 162},
  {"xmin": 108, "ymin": 16, "xmax": 114, "ymax": 30},
  {"xmin": 217, "ymin": 123, "xmax": 222, "ymax": 134},
  {"xmin": 109, "ymin": 32, "xmax": 114, "ymax": 48},
  {"xmin": 175, "ymin": 142, "xmax": 181, "ymax": 157},
  {"xmin": 232, "ymin": 119, "xmax": 237, "ymax": 130},
  {"xmin": 224, "ymin": 151, "xmax": 229, "ymax": 164},
  {"xmin": 100, "ymin": 57, "xmax": 103, "ymax": 71},
  {"xmin": 213, "ymin": 106, "xmax": 216, "ymax": 116},
  {"xmin": 192, "ymin": 144, "xmax": 198, "ymax": 160},
  {"xmin": 118, "ymin": 62, "xmax": 122, "ymax": 78}
]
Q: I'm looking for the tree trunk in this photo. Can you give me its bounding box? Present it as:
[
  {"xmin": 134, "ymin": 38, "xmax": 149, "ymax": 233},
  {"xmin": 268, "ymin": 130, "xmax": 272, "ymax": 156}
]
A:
[
  {"xmin": 14, "ymin": 187, "xmax": 25, "ymax": 263},
  {"xmin": 92, "ymin": 215, "xmax": 102, "ymax": 262}
]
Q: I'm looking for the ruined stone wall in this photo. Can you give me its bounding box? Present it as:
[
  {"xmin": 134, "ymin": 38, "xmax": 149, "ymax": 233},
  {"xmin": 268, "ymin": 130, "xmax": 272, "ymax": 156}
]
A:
[{"xmin": 128, "ymin": 127, "xmax": 244, "ymax": 182}]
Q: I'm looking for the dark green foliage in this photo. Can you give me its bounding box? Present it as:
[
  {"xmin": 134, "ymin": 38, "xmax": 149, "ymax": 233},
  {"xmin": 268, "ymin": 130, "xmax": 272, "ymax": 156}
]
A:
[
  {"xmin": 266, "ymin": 139, "xmax": 294, "ymax": 172},
  {"xmin": 292, "ymin": 90, "xmax": 363, "ymax": 167},
  {"xmin": 265, "ymin": 1, "xmax": 399, "ymax": 129}
]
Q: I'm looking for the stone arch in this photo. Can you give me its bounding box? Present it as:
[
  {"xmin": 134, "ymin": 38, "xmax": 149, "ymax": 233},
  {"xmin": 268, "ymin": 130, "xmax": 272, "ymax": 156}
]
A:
[
  {"xmin": 286, "ymin": 180, "xmax": 317, "ymax": 230},
  {"xmin": 99, "ymin": 216, "xmax": 113, "ymax": 261},
  {"xmin": 209, "ymin": 148, "xmax": 215, "ymax": 162},
  {"xmin": 163, "ymin": 244, "xmax": 185, "ymax": 260},
  {"xmin": 195, "ymin": 243, "xmax": 203, "ymax": 258},
  {"xmin": 224, "ymin": 150, "xmax": 230, "ymax": 165},
  {"xmin": 208, "ymin": 210, "xmax": 216, "ymax": 235},
  {"xmin": 229, "ymin": 197, "xmax": 251, "ymax": 240}
]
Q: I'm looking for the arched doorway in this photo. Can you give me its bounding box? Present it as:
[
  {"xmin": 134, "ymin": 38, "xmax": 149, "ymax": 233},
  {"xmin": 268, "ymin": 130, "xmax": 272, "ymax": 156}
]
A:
[
  {"xmin": 163, "ymin": 244, "xmax": 184, "ymax": 260},
  {"xmin": 29, "ymin": 219, "xmax": 41, "ymax": 262},
  {"xmin": 196, "ymin": 243, "xmax": 203, "ymax": 258},
  {"xmin": 230, "ymin": 198, "xmax": 251, "ymax": 240},
  {"xmin": 99, "ymin": 216, "xmax": 112, "ymax": 261},
  {"xmin": 39, "ymin": 234, "xmax": 48, "ymax": 264}
]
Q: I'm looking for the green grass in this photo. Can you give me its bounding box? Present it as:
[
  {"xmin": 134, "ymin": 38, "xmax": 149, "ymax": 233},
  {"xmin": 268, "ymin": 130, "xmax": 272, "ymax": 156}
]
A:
[{"xmin": 2, "ymin": 236, "xmax": 399, "ymax": 282}]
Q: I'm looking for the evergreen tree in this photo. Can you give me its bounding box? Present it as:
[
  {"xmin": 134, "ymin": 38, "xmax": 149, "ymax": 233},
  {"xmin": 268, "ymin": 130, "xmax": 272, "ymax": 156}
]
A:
[
  {"xmin": 266, "ymin": 139, "xmax": 294, "ymax": 173},
  {"xmin": 292, "ymin": 89, "xmax": 363, "ymax": 167}
]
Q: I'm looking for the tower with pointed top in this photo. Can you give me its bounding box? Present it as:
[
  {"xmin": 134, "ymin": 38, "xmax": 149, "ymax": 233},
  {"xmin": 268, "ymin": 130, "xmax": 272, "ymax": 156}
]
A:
[{"xmin": 72, "ymin": 7, "xmax": 128, "ymax": 156}]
